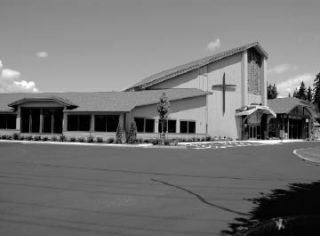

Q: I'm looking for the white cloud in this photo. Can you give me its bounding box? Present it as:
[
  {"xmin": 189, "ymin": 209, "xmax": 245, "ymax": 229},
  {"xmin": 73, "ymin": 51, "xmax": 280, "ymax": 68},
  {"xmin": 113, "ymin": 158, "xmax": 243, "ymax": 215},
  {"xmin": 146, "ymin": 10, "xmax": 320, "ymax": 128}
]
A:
[
  {"xmin": 36, "ymin": 51, "xmax": 48, "ymax": 58},
  {"xmin": 207, "ymin": 38, "xmax": 221, "ymax": 52},
  {"xmin": 1, "ymin": 68, "xmax": 21, "ymax": 80},
  {"xmin": 0, "ymin": 60, "xmax": 38, "ymax": 93},
  {"xmin": 277, "ymin": 73, "xmax": 314, "ymax": 96},
  {"xmin": 268, "ymin": 64, "xmax": 298, "ymax": 75}
]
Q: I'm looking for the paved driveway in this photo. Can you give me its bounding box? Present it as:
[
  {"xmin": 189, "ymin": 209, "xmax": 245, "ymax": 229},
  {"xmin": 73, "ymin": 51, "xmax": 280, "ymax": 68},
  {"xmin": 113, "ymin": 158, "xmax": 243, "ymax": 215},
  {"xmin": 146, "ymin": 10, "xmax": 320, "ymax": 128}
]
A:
[{"xmin": 0, "ymin": 142, "xmax": 319, "ymax": 236}]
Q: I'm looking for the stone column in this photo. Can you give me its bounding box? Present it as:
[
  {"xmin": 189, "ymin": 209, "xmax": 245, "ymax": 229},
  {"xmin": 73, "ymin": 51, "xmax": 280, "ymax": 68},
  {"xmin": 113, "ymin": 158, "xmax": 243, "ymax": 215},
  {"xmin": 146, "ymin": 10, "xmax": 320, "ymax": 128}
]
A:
[
  {"xmin": 262, "ymin": 57, "xmax": 268, "ymax": 106},
  {"xmin": 62, "ymin": 112, "xmax": 67, "ymax": 132},
  {"xmin": 241, "ymin": 51, "xmax": 248, "ymax": 106},
  {"xmin": 39, "ymin": 109, "xmax": 43, "ymax": 133},
  {"xmin": 90, "ymin": 114, "xmax": 95, "ymax": 132},
  {"xmin": 16, "ymin": 106, "xmax": 21, "ymax": 131}
]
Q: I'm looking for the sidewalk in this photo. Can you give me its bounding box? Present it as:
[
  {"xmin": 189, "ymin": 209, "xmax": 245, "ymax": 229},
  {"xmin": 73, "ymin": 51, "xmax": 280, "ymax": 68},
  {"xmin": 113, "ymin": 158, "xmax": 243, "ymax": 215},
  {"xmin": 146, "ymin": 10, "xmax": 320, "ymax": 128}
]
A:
[{"xmin": 293, "ymin": 147, "xmax": 320, "ymax": 165}]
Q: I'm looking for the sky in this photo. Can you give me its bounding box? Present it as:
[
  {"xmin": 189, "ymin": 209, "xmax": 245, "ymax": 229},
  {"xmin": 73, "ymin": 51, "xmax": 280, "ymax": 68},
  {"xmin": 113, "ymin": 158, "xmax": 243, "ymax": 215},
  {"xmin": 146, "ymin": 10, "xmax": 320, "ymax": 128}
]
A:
[{"xmin": 0, "ymin": 0, "xmax": 319, "ymax": 96}]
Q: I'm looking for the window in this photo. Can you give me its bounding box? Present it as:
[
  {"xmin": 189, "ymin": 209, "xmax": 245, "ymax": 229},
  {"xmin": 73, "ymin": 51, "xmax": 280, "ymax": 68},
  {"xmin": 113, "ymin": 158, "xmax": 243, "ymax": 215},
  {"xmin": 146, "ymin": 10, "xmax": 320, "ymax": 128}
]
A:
[
  {"xmin": 94, "ymin": 115, "xmax": 119, "ymax": 132},
  {"xmin": 134, "ymin": 117, "xmax": 155, "ymax": 133},
  {"xmin": 180, "ymin": 120, "xmax": 196, "ymax": 134},
  {"xmin": 158, "ymin": 119, "xmax": 176, "ymax": 133},
  {"xmin": 68, "ymin": 115, "xmax": 91, "ymax": 131},
  {"xmin": 168, "ymin": 120, "xmax": 176, "ymax": 133},
  {"xmin": 145, "ymin": 119, "xmax": 154, "ymax": 133},
  {"xmin": 0, "ymin": 114, "xmax": 16, "ymax": 129}
]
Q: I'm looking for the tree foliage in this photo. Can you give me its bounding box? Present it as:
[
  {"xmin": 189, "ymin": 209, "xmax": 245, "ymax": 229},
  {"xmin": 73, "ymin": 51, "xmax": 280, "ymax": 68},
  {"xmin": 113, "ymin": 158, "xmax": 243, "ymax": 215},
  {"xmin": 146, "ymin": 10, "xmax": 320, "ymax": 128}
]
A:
[
  {"xmin": 126, "ymin": 121, "xmax": 137, "ymax": 144},
  {"xmin": 307, "ymin": 86, "xmax": 313, "ymax": 102},
  {"xmin": 157, "ymin": 92, "xmax": 170, "ymax": 133},
  {"xmin": 267, "ymin": 83, "xmax": 278, "ymax": 99},
  {"xmin": 296, "ymin": 81, "xmax": 307, "ymax": 100},
  {"xmin": 115, "ymin": 122, "xmax": 123, "ymax": 144},
  {"xmin": 313, "ymin": 73, "xmax": 320, "ymax": 111}
]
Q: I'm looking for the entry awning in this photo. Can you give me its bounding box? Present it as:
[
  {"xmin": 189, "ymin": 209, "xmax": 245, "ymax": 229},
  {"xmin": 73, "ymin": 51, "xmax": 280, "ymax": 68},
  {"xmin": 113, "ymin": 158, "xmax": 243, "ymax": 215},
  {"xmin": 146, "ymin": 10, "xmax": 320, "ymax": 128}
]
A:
[{"xmin": 236, "ymin": 105, "xmax": 277, "ymax": 118}]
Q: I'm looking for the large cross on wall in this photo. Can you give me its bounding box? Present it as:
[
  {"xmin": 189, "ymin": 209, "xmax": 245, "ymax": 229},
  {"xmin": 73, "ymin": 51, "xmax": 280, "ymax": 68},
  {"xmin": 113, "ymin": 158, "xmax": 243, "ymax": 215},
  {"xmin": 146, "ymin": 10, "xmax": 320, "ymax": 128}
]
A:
[{"xmin": 211, "ymin": 73, "xmax": 236, "ymax": 115}]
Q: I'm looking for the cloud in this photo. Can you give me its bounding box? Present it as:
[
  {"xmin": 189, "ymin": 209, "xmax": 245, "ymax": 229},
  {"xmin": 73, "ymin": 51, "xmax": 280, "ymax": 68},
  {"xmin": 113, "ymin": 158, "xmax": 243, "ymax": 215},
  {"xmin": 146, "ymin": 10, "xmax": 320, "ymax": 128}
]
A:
[
  {"xmin": 268, "ymin": 64, "xmax": 298, "ymax": 75},
  {"xmin": 1, "ymin": 68, "xmax": 21, "ymax": 79},
  {"xmin": 277, "ymin": 73, "xmax": 314, "ymax": 96},
  {"xmin": 0, "ymin": 60, "xmax": 38, "ymax": 93},
  {"xmin": 36, "ymin": 51, "xmax": 48, "ymax": 58},
  {"xmin": 207, "ymin": 38, "xmax": 221, "ymax": 52}
]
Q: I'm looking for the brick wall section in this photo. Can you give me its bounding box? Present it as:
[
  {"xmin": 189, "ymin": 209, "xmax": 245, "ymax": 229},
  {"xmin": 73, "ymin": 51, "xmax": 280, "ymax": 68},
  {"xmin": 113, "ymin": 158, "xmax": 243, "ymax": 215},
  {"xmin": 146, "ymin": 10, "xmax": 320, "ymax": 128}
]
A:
[{"xmin": 248, "ymin": 48, "xmax": 263, "ymax": 95}]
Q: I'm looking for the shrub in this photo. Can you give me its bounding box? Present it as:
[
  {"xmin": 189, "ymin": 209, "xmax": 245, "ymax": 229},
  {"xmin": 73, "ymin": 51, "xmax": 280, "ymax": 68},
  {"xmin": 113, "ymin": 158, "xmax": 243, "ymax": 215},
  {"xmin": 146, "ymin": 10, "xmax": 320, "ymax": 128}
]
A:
[
  {"xmin": 96, "ymin": 137, "xmax": 103, "ymax": 143},
  {"xmin": 127, "ymin": 121, "xmax": 137, "ymax": 144},
  {"xmin": 59, "ymin": 135, "xmax": 66, "ymax": 142},
  {"xmin": 143, "ymin": 139, "xmax": 150, "ymax": 143},
  {"xmin": 6, "ymin": 135, "xmax": 12, "ymax": 140},
  {"xmin": 34, "ymin": 136, "xmax": 41, "ymax": 141},
  {"xmin": 69, "ymin": 137, "xmax": 76, "ymax": 142},
  {"xmin": 200, "ymin": 137, "xmax": 206, "ymax": 142},
  {"xmin": 164, "ymin": 139, "xmax": 170, "ymax": 145},
  {"xmin": 42, "ymin": 136, "xmax": 48, "ymax": 141},
  {"xmin": 106, "ymin": 137, "xmax": 114, "ymax": 143},
  {"xmin": 18, "ymin": 136, "xmax": 25, "ymax": 140},
  {"xmin": 115, "ymin": 123, "xmax": 123, "ymax": 144},
  {"xmin": 87, "ymin": 136, "xmax": 94, "ymax": 143},
  {"xmin": 206, "ymin": 136, "xmax": 211, "ymax": 141},
  {"xmin": 77, "ymin": 137, "xmax": 85, "ymax": 142},
  {"xmin": 51, "ymin": 136, "xmax": 58, "ymax": 142},
  {"xmin": 13, "ymin": 133, "xmax": 20, "ymax": 140},
  {"xmin": 151, "ymin": 138, "xmax": 161, "ymax": 145},
  {"xmin": 26, "ymin": 135, "xmax": 32, "ymax": 141}
]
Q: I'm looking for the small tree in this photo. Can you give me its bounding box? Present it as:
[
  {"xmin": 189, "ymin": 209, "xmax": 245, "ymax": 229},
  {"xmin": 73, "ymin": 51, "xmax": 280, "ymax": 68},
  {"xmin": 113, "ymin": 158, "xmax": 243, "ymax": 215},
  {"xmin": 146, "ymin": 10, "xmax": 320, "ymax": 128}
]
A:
[
  {"xmin": 127, "ymin": 121, "xmax": 137, "ymax": 144},
  {"xmin": 293, "ymin": 88, "xmax": 298, "ymax": 98},
  {"xmin": 313, "ymin": 73, "xmax": 320, "ymax": 111},
  {"xmin": 115, "ymin": 122, "xmax": 123, "ymax": 144},
  {"xmin": 157, "ymin": 92, "xmax": 170, "ymax": 137}
]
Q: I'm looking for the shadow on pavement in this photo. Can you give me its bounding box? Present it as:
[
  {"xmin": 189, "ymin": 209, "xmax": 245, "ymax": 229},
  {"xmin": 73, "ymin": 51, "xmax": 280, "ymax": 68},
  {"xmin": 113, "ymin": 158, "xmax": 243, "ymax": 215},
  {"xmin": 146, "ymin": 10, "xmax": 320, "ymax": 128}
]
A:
[{"xmin": 222, "ymin": 181, "xmax": 320, "ymax": 236}]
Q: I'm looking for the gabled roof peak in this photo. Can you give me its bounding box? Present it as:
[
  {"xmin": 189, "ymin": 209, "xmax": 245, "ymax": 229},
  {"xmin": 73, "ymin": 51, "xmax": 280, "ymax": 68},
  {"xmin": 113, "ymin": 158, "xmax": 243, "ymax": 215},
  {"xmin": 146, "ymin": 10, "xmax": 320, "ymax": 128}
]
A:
[{"xmin": 125, "ymin": 42, "xmax": 268, "ymax": 91}]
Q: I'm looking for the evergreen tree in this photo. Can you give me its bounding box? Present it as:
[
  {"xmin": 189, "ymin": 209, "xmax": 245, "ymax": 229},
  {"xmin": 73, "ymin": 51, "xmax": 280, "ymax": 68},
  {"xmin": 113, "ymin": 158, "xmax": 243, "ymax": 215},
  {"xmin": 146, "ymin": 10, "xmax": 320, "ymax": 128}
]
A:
[
  {"xmin": 157, "ymin": 92, "xmax": 170, "ymax": 133},
  {"xmin": 115, "ymin": 122, "xmax": 123, "ymax": 144},
  {"xmin": 288, "ymin": 92, "xmax": 291, "ymax": 97},
  {"xmin": 293, "ymin": 88, "xmax": 298, "ymax": 98},
  {"xmin": 307, "ymin": 86, "xmax": 313, "ymax": 102},
  {"xmin": 313, "ymin": 73, "xmax": 320, "ymax": 111},
  {"xmin": 127, "ymin": 121, "xmax": 137, "ymax": 144},
  {"xmin": 267, "ymin": 83, "xmax": 278, "ymax": 99},
  {"xmin": 297, "ymin": 81, "xmax": 307, "ymax": 100}
]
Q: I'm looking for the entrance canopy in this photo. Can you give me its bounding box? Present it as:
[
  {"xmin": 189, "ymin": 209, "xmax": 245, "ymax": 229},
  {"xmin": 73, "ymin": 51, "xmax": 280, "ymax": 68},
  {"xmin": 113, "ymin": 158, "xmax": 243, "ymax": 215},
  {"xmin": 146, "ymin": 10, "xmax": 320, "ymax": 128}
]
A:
[{"xmin": 235, "ymin": 105, "xmax": 276, "ymax": 118}]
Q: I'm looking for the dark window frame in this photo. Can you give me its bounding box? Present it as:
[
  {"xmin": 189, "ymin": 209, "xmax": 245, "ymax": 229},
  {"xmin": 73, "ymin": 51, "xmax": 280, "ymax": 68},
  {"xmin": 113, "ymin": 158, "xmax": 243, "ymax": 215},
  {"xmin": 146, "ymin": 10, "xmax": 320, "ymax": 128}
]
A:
[
  {"xmin": 0, "ymin": 114, "xmax": 17, "ymax": 130},
  {"xmin": 179, "ymin": 120, "xmax": 196, "ymax": 134},
  {"xmin": 134, "ymin": 117, "xmax": 155, "ymax": 133},
  {"xmin": 94, "ymin": 115, "xmax": 119, "ymax": 132},
  {"xmin": 67, "ymin": 115, "xmax": 91, "ymax": 131}
]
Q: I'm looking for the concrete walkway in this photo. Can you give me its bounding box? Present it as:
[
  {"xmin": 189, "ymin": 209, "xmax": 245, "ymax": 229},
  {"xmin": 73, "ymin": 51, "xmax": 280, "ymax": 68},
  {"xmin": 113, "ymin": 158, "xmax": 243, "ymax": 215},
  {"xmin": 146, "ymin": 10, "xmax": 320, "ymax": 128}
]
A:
[{"xmin": 293, "ymin": 146, "xmax": 320, "ymax": 165}]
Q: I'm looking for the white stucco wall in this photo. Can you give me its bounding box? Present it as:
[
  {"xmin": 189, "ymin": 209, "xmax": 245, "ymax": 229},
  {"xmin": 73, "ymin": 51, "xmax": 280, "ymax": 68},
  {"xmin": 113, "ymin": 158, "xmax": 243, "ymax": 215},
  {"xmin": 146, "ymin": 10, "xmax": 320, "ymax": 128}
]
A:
[
  {"xmin": 149, "ymin": 53, "xmax": 245, "ymax": 139},
  {"xmin": 127, "ymin": 96, "xmax": 207, "ymax": 138}
]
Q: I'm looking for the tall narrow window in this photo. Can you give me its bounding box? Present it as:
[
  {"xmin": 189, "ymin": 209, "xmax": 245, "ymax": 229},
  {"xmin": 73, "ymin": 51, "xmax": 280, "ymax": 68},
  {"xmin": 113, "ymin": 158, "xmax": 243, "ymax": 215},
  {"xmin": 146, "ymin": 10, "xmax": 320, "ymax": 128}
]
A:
[{"xmin": 167, "ymin": 120, "xmax": 176, "ymax": 133}]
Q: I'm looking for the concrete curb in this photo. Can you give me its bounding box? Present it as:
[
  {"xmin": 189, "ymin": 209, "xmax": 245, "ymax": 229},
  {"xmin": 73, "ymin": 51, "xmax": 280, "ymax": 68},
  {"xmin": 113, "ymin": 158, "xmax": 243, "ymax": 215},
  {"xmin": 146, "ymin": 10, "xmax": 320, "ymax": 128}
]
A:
[
  {"xmin": 293, "ymin": 147, "xmax": 320, "ymax": 166},
  {"xmin": 0, "ymin": 139, "xmax": 153, "ymax": 148}
]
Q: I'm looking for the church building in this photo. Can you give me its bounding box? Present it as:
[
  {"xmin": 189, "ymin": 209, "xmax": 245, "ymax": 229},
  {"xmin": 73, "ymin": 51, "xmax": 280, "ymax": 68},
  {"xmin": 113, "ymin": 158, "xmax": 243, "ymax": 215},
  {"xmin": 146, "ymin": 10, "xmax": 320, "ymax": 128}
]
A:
[{"xmin": 0, "ymin": 42, "xmax": 281, "ymax": 140}]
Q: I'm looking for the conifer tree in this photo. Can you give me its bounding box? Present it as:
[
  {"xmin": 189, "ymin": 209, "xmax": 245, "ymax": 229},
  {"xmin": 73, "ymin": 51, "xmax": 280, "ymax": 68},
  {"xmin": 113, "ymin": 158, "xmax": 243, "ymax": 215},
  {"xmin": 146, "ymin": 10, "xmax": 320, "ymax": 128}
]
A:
[
  {"xmin": 293, "ymin": 88, "xmax": 298, "ymax": 98},
  {"xmin": 297, "ymin": 81, "xmax": 307, "ymax": 100},
  {"xmin": 313, "ymin": 73, "xmax": 320, "ymax": 111},
  {"xmin": 307, "ymin": 86, "xmax": 313, "ymax": 102},
  {"xmin": 127, "ymin": 121, "xmax": 137, "ymax": 144},
  {"xmin": 267, "ymin": 83, "xmax": 278, "ymax": 99}
]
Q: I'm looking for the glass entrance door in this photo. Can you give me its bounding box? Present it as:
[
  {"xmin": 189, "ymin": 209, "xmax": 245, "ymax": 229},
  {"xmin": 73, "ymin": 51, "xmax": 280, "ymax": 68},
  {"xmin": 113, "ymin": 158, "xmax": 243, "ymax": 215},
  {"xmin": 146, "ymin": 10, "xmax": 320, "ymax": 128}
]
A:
[{"xmin": 249, "ymin": 125, "xmax": 261, "ymax": 139}]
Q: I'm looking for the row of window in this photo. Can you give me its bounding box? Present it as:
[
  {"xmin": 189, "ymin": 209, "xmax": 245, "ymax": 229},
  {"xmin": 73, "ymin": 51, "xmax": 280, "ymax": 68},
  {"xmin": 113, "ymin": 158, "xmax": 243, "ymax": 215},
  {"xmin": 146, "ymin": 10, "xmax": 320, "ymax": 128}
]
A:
[
  {"xmin": 67, "ymin": 115, "xmax": 119, "ymax": 132},
  {"xmin": 0, "ymin": 114, "xmax": 196, "ymax": 134},
  {"xmin": 0, "ymin": 114, "xmax": 16, "ymax": 129},
  {"xmin": 134, "ymin": 117, "xmax": 196, "ymax": 134}
]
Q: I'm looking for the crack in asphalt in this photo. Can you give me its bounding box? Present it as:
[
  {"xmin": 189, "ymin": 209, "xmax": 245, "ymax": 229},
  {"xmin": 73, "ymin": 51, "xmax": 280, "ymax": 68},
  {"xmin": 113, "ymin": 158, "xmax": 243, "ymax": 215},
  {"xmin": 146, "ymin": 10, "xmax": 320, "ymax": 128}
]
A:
[{"xmin": 151, "ymin": 178, "xmax": 249, "ymax": 216}]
